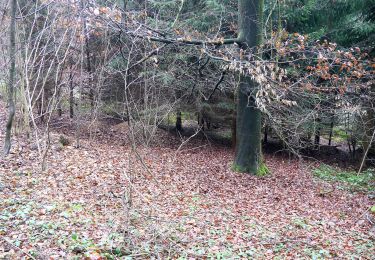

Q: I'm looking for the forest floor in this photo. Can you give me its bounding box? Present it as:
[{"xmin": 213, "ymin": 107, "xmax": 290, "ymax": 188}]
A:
[{"xmin": 0, "ymin": 101, "xmax": 374, "ymax": 259}]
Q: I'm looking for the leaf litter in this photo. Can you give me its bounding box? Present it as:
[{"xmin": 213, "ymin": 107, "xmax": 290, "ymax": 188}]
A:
[{"xmin": 0, "ymin": 101, "xmax": 374, "ymax": 259}]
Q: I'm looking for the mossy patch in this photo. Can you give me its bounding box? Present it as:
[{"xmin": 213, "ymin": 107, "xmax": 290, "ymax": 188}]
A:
[
  {"xmin": 256, "ymin": 162, "xmax": 270, "ymax": 177},
  {"xmin": 231, "ymin": 163, "xmax": 248, "ymax": 173},
  {"xmin": 232, "ymin": 162, "xmax": 270, "ymax": 176}
]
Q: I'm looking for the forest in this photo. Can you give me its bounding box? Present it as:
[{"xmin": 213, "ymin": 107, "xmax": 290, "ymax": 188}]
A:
[{"xmin": 0, "ymin": 0, "xmax": 374, "ymax": 258}]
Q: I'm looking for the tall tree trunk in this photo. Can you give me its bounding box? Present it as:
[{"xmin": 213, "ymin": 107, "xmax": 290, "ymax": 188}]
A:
[
  {"xmin": 57, "ymin": 87, "xmax": 62, "ymax": 117},
  {"xmin": 264, "ymin": 123, "xmax": 268, "ymax": 145},
  {"xmin": 231, "ymin": 116, "xmax": 237, "ymax": 149},
  {"xmin": 314, "ymin": 117, "xmax": 321, "ymax": 147},
  {"xmin": 4, "ymin": 0, "xmax": 17, "ymax": 155},
  {"xmin": 362, "ymin": 88, "xmax": 375, "ymax": 158},
  {"xmin": 80, "ymin": 0, "xmax": 94, "ymax": 108},
  {"xmin": 69, "ymin": 67, "xmax": 74, "ymax": 118},
  {"xmin": 122, "ymin": 0, "xmax": 128, "ymax": 22},
  {"xmin": 176, "ymin": 111, "xmax": 182, "ymax": 132},
  {"xmin": 233, "ymin": 0, "xmax": 266, "ymax": 174},
  {"xmin": 328, "ymin": 114, "xmax": 334, "ymax": 146}
]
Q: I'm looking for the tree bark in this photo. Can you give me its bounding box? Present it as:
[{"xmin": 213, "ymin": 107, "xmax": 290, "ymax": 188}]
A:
[
  {"xmin": 69, "ymin": 67, "xmax": 74, "ymax": 118},
  {"xmin": 264, "ymin": 123, "xmax": 268, "ymax": 145},
  {"xmin": 4, "ymin": 0, "xmax": 17, "ymax": 155},
  {"xmin": 328, "ymin": 115, "xmax": 334, "ymax": 146},
  {"xmin": 233, "ymin": 0, "xmax": 265, "ymax": 174},
  {"xmin": 314, "ymin": 117, "xmax": 321, "ymax": 147},
  {"xmin": 80, "ymin": 0, "xmax": 94, "ymax": 108},
  {"xmin": 176, "ymin": 111, "xmax": 182, "ymax": 132},
  {"xmin": 57, "ymin": 88, "xmax": 62, "ymax": 117},
  {"xmin": 231, "ymin": 115, "xmax": 237, "ymax": 149}
]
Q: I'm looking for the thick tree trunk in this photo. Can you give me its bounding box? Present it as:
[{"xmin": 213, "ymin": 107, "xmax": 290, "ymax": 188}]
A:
[
  {"xmin": 233, "ymin": 0, "xmax": 265, "ymax": 174},
  {"xmin": 234, "ymin": 78, "xmax": 263, "ymax": 173},
  {"xmin": 4, "ymin": 0, "xmax": 17, "ymax": 155}
]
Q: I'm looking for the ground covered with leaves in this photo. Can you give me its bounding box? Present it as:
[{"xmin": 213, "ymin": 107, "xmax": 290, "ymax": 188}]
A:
[{"xmin": 0, "ymin": 102, "xmax": 374, "ymax": 259}]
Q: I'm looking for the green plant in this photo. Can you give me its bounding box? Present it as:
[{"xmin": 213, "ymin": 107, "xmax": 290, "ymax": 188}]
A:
[
  {"xmin": 292, "ymin": 217, "xmax": 310, "ymax": 230},
  {"xmin": 313, "ymin": 164, "xmax": 374, "ymax": 192},
  {"xmin": 70, "ymin": 233, "xmax": 97, "ymax": 255},
  {"xmin": 332, "ymin": 127, "xmax": 350, "ymax": 142},
  {"xmin": 59, "ymin": 135, "xmax": 70, "ymax": 146}
]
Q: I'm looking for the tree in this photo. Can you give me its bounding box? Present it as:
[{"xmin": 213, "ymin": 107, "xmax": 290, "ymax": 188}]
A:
[
  {"xmin": 233, "ymin": 0, "xmax": 266, "ymax": 174},
  {"xmin": 4, "ymin": 0, "xmax": 16, "ymax": 155},
  {"xmin": 90, "ymin": 0, "xmax": 267, "ymax": 173},
  {"xmin": 281, "ymin": 0, "xmax": 375, "ymax": 47},
  {"xmin": 142, "ymin": 0, "xmax": 267, "ymax": 173}
]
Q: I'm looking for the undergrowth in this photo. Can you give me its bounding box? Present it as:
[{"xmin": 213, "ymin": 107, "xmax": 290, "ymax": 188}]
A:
[{"xmin": 313, "ymin": 164, "xmax": 374, "ymax": 192}]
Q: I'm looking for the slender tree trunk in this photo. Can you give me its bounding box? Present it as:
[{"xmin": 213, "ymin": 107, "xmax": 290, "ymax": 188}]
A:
[
  {"xmin": 231, "ymin": 116, "xmax": 237, "ymax": 149},
  {"xmin": 4, "ymin": 0, "xmax": 17, "ymax": 155},
  {"xmin": 176, "ymin": 111, "xmax": 182, "ymax": 132},
  {"xmin": 328, "ymin": 115, "xmax": 334, "ymax": 146},
  {"xmin": 199, "ymin": 116, "xmax": 205, "ymax": 130},
  {"xmin": 264, "ymin": 123, "xmax": 268, "ymax": 144},
  {"xmin": 233, "ymin": 0, "xmax": 265, "ymax": 174},
  {"xmin": 38, "ymin": 98, "xmax": 45, "ymax": 123},
  {"xmin": 358, "ymin": 126, "xmax": 375, "ymax": 174},
  {"xmin": 57, "ymin": 87, "xmax": 62, "ymax": 117},
  {"xmin": 80, "ymin": 0, "xmax": 94, "ymax": 108},
  {"xmin": 122, "ymin": 0, "xmax": 128, "ymax": 22},
  {"xmin": 69, "ymin": 67, "xmax": 74, "ymax": 118},
  {"xmin": 123, "ymin": 0, "xmax": 128, "ymax": 11},
  {"xmin": 362, "ymin": 95, "xmax": 375, "ymax": 158},
  {"xmin": 314, "ymin": 117, "xmax": 321, "ymax": 147},
  {"xmin": 277, "ymin": 0, "xmax": 282, "ymax": 33}
]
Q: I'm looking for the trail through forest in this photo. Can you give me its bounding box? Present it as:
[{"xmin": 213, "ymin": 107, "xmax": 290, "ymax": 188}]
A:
[{"xmin": 0, "ymin": 100, "xmax": 374, "ymax": 259}]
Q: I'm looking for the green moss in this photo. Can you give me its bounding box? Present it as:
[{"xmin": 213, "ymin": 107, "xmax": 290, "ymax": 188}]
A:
[
  {"xmin": 231, "ymin": 163, "xmax": 248, "ymax": 173},
  {"xmin": 232, "ymin": 162, "xmax": 270, "ymax": 177},
  {"xmin": 256, "ymin": 162, "xmax": 270, "ymax": 177}
]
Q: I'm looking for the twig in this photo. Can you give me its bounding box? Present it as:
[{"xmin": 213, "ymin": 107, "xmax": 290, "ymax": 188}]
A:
[
  {"xmin": 171, "ymin": 0, "xmax": 185, "ymax": 28},
  {"xmin": 172, "ymin": 126, "xmax": 202, "ymax": 165},
  {"xmin": 206, "ymin": 68, "xmax": 227, "ymax": 101}
]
